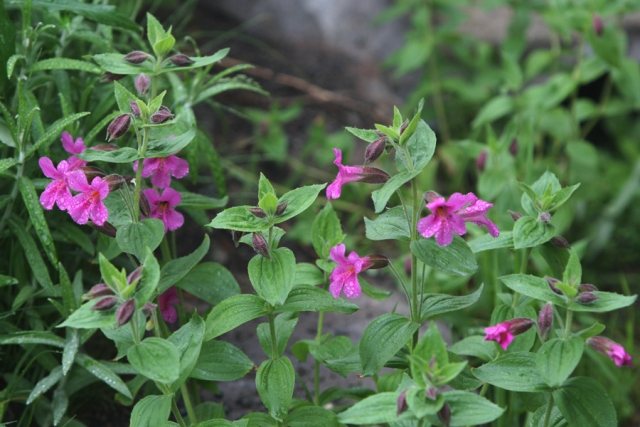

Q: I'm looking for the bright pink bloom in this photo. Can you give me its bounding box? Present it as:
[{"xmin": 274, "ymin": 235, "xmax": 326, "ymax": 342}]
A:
[
  {"xmin": 39, "ymin": 157, "xmax": 73, "ymax": 211},
  {"xmin": 587, "ymin": 336, "xmax": 633, "ymax": 367},
  {"xmin": 67, "ymin": 171, "xmax": 110, "ymax": 226},
  {"xmin": 142, "ymin": 188, "xmax": 184, "ymax": 233},
  {"xmin": 61, "ymin": 132, "xmax": 86, "ymax": 154},
  {"xmin": 328, "ymin": 244, "xmax": 372, "ymax": 299},
  {"xmin": 417, "ymin": 192, "xmax": 499, "ymax": 246},
  {"xmin": 134, "ymin": 153, "xmax": 188, "ymax": 188},
  {"xmin": 484, "ymin": 318, "xmax": 534, "ymax": 350},
  {"xmin": 159, "ymin": 286, "xmax": 179, "ymax": 323},
  {"xmin": 327, "ymin": 149, "xmax": 365, "ymax": 199}
]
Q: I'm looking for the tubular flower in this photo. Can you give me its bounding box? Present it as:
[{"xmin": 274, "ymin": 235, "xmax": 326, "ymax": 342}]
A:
[
  {"xmin": 134, "ymin": 153, "xmax": 189, "ymax": 188},
  {"xmin": 326, "ymin": 148, "xmax": 389, "ymax": 200},
  {"xmin": 328, "ymin": 244, "xmax": 373, "ymax": 299},
  {"xmin": 484, "ymin": 318, "xmax": 534, "ymax": 350},
  {"xmin": 587, "ymin": 337, "xmax": 633, "ymax": 367},
  {"xmin": 39, "ymin": 157, "xmax": 74, "ymax": 211},
  {"xmin": 142, "ymin": 188, "xmax": 184, "ymax": 233},
  {"xmin": 159, "ymin": 286, "xmax": 180, "ymax": 323},
  {"xmin": 417, "ymin": 192, "xmax": 499, "ymax": 246},
  {"xmin": 67, "ymin": 171, "xmax": 110, "ymax": 226},
  {"xmin": 61, "ymin": 132, "xmax": 88, "ymax": 170}
]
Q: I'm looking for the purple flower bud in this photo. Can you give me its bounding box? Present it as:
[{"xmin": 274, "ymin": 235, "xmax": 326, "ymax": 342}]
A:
[
  {"xmin": 100, "ymin": 72, "xmax": 126, "ymax": 82},
  {"xmin": 577, "ymin": 292, "xmax": 600, "ymax": 304},
  {"xmin": 135, "ymin": 73, "xmax": 150, "ymax": 95},
  {"xmin": 150, "ymin": 105, "xmax": 174, "ymax": 123},
  {"xmin": 438, "ymin": 402, "xmax": 451, "ymax": 427},
  {"xmin": 578, "ymin": 283, "xmax": 598, "ymax": 292},
  {"xmin": 84, "ymin": 284, "xmax": 114, "ymax": 300},
  {"xmin": 363, "ymin": 254, "xmax": 389, "ymax": 270},
  {"xmin": 247, "ymin": 207, "xmax": 267, "ymax": 218},
  {"xmin": 139, "ymin": 191, "xmax": 151, "ymax": 218},
  {"xmin": 399, "ymin": 120, "xmax": 409, "ymax": 135},
  {"xmin": 104, "ymin": 174, "xmax": 126, "ymax": 192},
  {"xmin": 364, "ymin": 137, "xmax": 386, "ymax": 165},
  {"xmin": 593, "ymin": 14, "xmax": 603, "ymax": 37},
  {"xmin": 123, "ymin": 51, "xmax": 151, "ymax": 64},
  {"xmin": 424, "ymin": 190, "xmax": 441, "ymax": 203},
  {"xmin": 141, "ymin": 302, "xmax": 157, "ymax": 317},
  {"xmin": 275, "ymin": 200, "xmax": 289, "ymax": 216},
  {"xmin": 91, "ymin": 296, "xmax": 118, "ymax": 311},
  {"xmin": 88, "ymin": 221, "xmax": 117, "ymax": 238},
  {"xmin": 91, "ymin": 143, "xmax": 120, "ymax": 151},
  {"xmin": 127, "ymin": 265, "xmax": 143, "ymax": 285},
  {"xmin": 231, "ymin": 230, "xmax": 244, "ymax": 248},
  {"xmin": 476, "ymin": 150, "xmax": 487, "ymax": 172},
  {"xmin": 587, "ymin": 336, "xmax": 633, "ymax": 367},
  {"xmin": 78, "ymin": 166, "xmax": 106, "ymax": 183},
  {"xmin": 550, "ymin": 235, "xmax": 571, "ymax": 249},
  {"xmin": 106, "ymin": 114, "xmax": 131, "ymax": 141},
  {"xmin": 130, "ymin": 100, "xmax": 141, "ymax": 117},
  {"xmin": 116, "ymin": 299, "xmax": 136, "ymax": 327},
  {"xmin": 252, "ymin": 233, "xmax": 270, "ymax": 260},
  {"xmin": 509, "ymin": 139, "xmax": 519, "ymax": 156},
  {"xmin": 545, "ymin": 276, "xmax": 563, "ymax": 295},
  {"xmin": 538, "ymin": 303, "xmax": 553, "ymax": 340},
  {"xmin": 508, "ymin": 210, "xmax": 523, "ymax": 222},
  {"xmin": 539, "ymin": 212, "xmax": 552, "ymax": 223},
  {"xmin": 169, "ymin": 54, "xmax": 195, "ymax": 66},
  {"xmin": 354, "ymin": 167, "xmax": 390, "ymax": 184},
  {"xmin": 425, "ymin": 386, "xmax": 438, "ymax": 401},
  {"xmin": 397, "ymin": 389, "xmax": 408, "ymax": 416}
]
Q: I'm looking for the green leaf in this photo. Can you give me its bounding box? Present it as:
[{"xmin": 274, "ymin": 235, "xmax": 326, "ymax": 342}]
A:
[
  {"xmin": 375, "ymin": 124, "xmax": 399, "ymax": 141},
  {"xmin": 276, "ymin": 285, "xmax": 359, "ymax": 314},
  {"xmin": 0, "ymin": 158, "xmax": 17, "ymax": 173},
  {"xmin": 371, "ymin": 170, "xmax": 421, "ymax": 213},
  {"xmin": 113, "ymin": 80, "xmax": 139, "ymax": 113},
  {"xmin": 345, "ymin": 127, "xmax": 379, "ymax": 142},
  {"xmin": 258, "ymin": 313, "xmax": 298, "ymax": 359},
  {"xmin": 157, "ymin": 235, "xmax": 209, "ymax": 293},
  {"xmin": 274, "ymin": 184, "xmax": 326, "ymax": 224},
  {"xmin": 549, "ymin": 184, "xmax": 580, "ymax": 212},
  {"xmin": 567, "ymin": 291, "xmax": 637, "ymax": 313},
  {"xmin": 284, "ymin": 406, "xmax": 340, "ymax": 427},
  {"xmin": 116, "ymin": 219, "xmax": 165, "ymax": 262},
  {"xmin": 179, "ymin": 192, "xmax": 228, "ymax": 210},
  {"xmin": 440, "ymin": 391, "xmax": 505, "ymax": 426},
  {"xmin": 153, "ymin": 34, "xmax": 176, "ymax": 57},
  {"xmin": 62, "ymin": 329, "xmax": 80, "ymax": 375},
  {"xmin": 30, "ymin": 58, "xmax": 101, "ymax": 74},
  {"xmin": 167, "ymin": 313, "xmax": 204, "ymax": 390},
  {"xmin": 360, "ymin": 277, "xmax": 393, "ymax": 301},
  {"xmin": 472, "ymin": 352, "xmax": 551, "ymax": 392},
  {"xmin": 191, "ymin": 339, "xmax": 254, "ymax": 382},
  {"xmin": 0, "ymin": 274, "xmax": 18, "ymax": 288},
  {"xmin": 26, "ymin": 112, "xmax": 90, "ymax": 158},
  {"xmin": 248, "ymin": 248, "xmax": 296, "ymax": 306},
  {"xmin": 312, "ymin": 203, "xmax": 344, "ymax": 259},
  {"xmin": 176, "ymin": 262, "xmax": 240, "ymax": 306},
  {"xmin": 19, "ymin": 177, "xmax": 57, "ymax": 267},
  {"xmin": 365, "ymin": 206, "xmax": 410, "ymax": 241},
  {"xmin": 410, "ymin": 236, "xmax": 478, "ymax": 276},
  {"xmin": 258, "ymin": 173, "xmax": 276, "ymax": 199},
  {"xmin": 293, "ymin": 263, "xmax": 324, "ymax": 286},
  {"xmin": 133, "ymin": 249, "xmax": 160, "ymax": 307},
  {"xmin": 0, "ymin": 331, "xmax": 65, "ymax": 348},
  {"xmin": 58, "ymin": 263, "xmax": 77, "ymax": 315},
  {"xmin": 127, "ymin": 338, "xmax": 180, "ymax": 384},
  {"xmin": 130, "ymin": 395, "xmax": 173, "ymax": 427},
  {"xmin": 27, "ymin": 366, "xmax": 63, "ymax": 404},
  {"xmin": 207, "ymin": 206, "xmax": 270, "ymax": 232},
  {"xmin": 469, "ymin": 231, "xmax": 513, "ymax": 253},
  {"xmin": 0, "ymin": 5, "xmax": 15, "ymax": 93},
  {"xmin": 360, "ymin": 313, "xmax": 420, "ymax": 376},
  {"xmin": 52, "ymin": 387, "xmax": 69, "ymax": 426},
  {"xmin": 472, "ymin": 95, "xmax": 513, "ymax": 128},
  {"xmin": 562, "ymin": 250, "xmax": 581, "ymax": 287},
  {"xmin": 337, "ymin": 392, "xmax": 399, "ymax": 424},
  {"xmin": 449, "ymin": 336, "xmax": 497, "ymax": 362},
  {"xmin": 500, "ymin": 274, "xmax": 567, "ymax": 306},
  {"xmin": 414, "ymin": 322, "xmax": 448, "ymax": 368},
  {"xmin": 398, "ymin": 119, "xmax": 436, "ymax": 172},
  {"xmin": 536, "ymin": 337, "xmax": 584, "ymax": 388},
  {"xmin": 8, "ymin": 218, "xmax": 53, "ymax": 293},
  {"xmin": 146, "ymin": 129, "xmax": 196, "ymax": 157},
  {"xmin": 256, "ymin": 357, "xmax": 295, "ymax": 420},
  {"xmin": 205, "ymin": 294, "xmax": 268, "ymax": 340},
  {"xmin": 259, "ymin": 193, "xmax": 279, "ymax": 216},
  {"xmin": 192, "ymin": 78, "xmax": 269, "ymax": 105},
  {"xmin": 146, "ymin": 13, "xmax": 165, "ymax": 46},
  {"xmin": 79, "ymin": 146, "xmax": 139, "ymax": 163},
  {"xmin": 75, "ymin": 353, "xmax": 132, "ymax": 398},
  {"xmin": 573, "ymin": 322, "xmax": 605, "ymax": 339},
  {"xmin": 553, "ymin": 377, "xmax": 617, "ymax": 427},
  {"xmin": 58, "ymin": 298, "xmax": 116, "ymax": 329},
  {"xmin": 513, "ymin": 216, "xmax": 555, "ymax": 249},
  {"xmin": 531, "ymin": 405, "xmax": 567, "ymax": 427},
  {"xmin": 420, "ymin": 285, "xmax": 484, "ymax": 321},
  {"xmin": 19, "ymin": 0, "xmax": 140, "ymax": 31}
]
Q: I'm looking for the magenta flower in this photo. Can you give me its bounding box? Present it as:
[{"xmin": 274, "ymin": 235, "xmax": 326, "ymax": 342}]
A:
[
  {"xmin": 61, "ymin": 132, "xmax": 88, "ymax": 170},
  {"xmin": 67, "ymin": 171, "xmax": 110, "ymax": 226},
  {"xmin": 134, "ymin": 153, "xmax": 188, "ymax": 188},
  {"xmin": 484, "ymin": 318, "xmax": 534, "ymax": 350},
  {"xmin": 328, "ymin": 244, "xmax": 373, "ymax": 299},
  {"xmin": 39, "ymin": 157, "xmax": 73, "ymax": 211},
  {"xmin": 417, "ymin": 192, "xmax": 499, "ymax": 246},
  {"xmin": 142, "ymin": 188, "xmax": 184, "ymax": 233},
  {"xmin": 159, "ymin": 286, "xmax": 179, "ymax": 323},
  {"xmin": 587, "ymin": 336, "xmax": 633, "ymax": 367},
  {"xmin": 326, "ymin": 148, "xmax": 389, "ymax": 200}
]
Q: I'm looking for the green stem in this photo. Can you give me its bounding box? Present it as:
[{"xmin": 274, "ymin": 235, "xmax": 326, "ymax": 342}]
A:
[
  {"xmin": 410, "ymin": 178, "xmax": 420, "ymax": 347},
  {"xmin": 170, "ymin": 396, "xmax": 188, "ymax": 427},
  {"xmin": 0, "ymin": 157, "xmax": 25, "ymax": 236},
  {"xmin": 564, "ymin": 309, "xmax": 573, "ymax": 340},
  {"xmin": 512, "ymin": 247, "xmax": 532, "ymax": 308},
  {"xmin": 160, "ymin": 236, "xmax": 172, "ymax": 265},
  {"xmin": 268, "ymin": 313, "xmax": 278, "ymax": 359},
  {"xmin": 180, "ymin": 383, "xmax": 197, "ymax": 425},
  {"xmin": 132, "ymin": 126, "xmax": 150, "ymax": 221},
  {"xmin": 542, "ymin": 394, "xmax": 555, "ymax": 427},
  {"xmin": 314, "ymin": 309, "xmax": 325, "ymax": 406},
  {"xmin": 387, "ymin": 262, "xmax": 411, "ymax": 310}
]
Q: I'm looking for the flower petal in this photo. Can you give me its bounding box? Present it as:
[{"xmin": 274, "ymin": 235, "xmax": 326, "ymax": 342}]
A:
[{"xmin": 329, "ymin": 244, "xmax": 348, "ymax": 265}]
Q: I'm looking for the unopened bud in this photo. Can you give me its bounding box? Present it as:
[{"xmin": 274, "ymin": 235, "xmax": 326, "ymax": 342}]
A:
[
  {"xmin": 438, "ymin": 402, "xmax": 451, "ymax": 427},
  {"xmin": 509, "ymin": 139, "xmax": 519, "ymax": 156},
  {"xmin": 397, "ymin": 389, "xmax": 408, "ymax": 416},
  {"xmin": 429, "ymin": 355, "xmax": 437, "ymax": 371},
  {"xmin": 476, "ymin": 150, "xmax": 487, "ymax": 172},
  {"xmin": 141, "ymin": 302, "xmax": 157, "ymax": 317},
  {"xmin": 364, "ymin": 254, "xmax": 389, "ymax": 270},
  {"xmin": 150, "ymin": 105, "xmax": 174, "ymax": 123},
  {"xmin": 126, "ymin": 266, "xmax": 143, "ymax": 285},
  {"xmin": 587, "ymin": 336, "xmax": 633, "ymax": 367},
  {"xmin": 247, "ymin": 207, "xmax": 267, "ymax": 218},
  {"xmin": 78, "ymin": 166, "xmax": 106, "ymax": 182},
  {"xmin": 100, "ymin": 72, "xmax": 126, "ymax": 82},
  {"xmin": 356, "ymin": 167, "xmax": 390, "ymax": 184},
  {"xmin": 508, "ymin": 210, "xmax": 523, "ymax": 222},
  {"xmin": 578, "ymin": 283, "xmax": 598, "ymax": 292},
  {"xmin": 545, "ymin": 276, "xmax": 563, "ymax": 295},
  {"xmin": 130, "ymin": 100, "xmax": 141, "ymax": 117},
  {"xmin": 507, "ymin": 317, "xmax": 535, "ymax": 335},
  {"xmin": 539, "ymin": 212, "xmax": 552, "ymax": 223},
  {"xmin": 252, "ymin": 233, "xmax": 270, "ymax": 260},
  {"xmin": 364, "ymin": 137, "xmax": 386, "ymax": 165},
  {"xmin": 106, "ymin": 114, "xmax": 131, "ymax": 141},
  {"xmin": 577, "ymin": 292, "xmax": 600, "ymax": 304},
  {"xmin": 91, "ymin": 296, "xmax": 118, "ymax": 311},
  {"xmin": 123, "ymin": 51, "xmax": 151, "ymax": 64},
  {"xmin": 104, "ymin": 174, "xmax": 126, "ymax": 192},
  {"xmin": 84, "ymin": 284, "xmax": 114, "ymax": 300},
  {"xmin": 593, "ymin": 14, "xmax": 603, "ymax": 37},
  {"xmin": 169, "ymin": 54, "xmax": 194, "ymax": 66},
  {"xmin": 116, "ymin": 299, "xmax": 136, "ymax": 327},
  {"xmin": 550, "ymin": 235, "xmax": 571, "ymax": 249},
  {"xmin": 399, "ymin": 120, "xmax": 409, "ymax": 135},
  {"xmin": 424, "ymin": 191, "xmax": 441, "ymax": 203},
  {"xmin": 404, "ymin": 255, "xmax": 411, "ymax": 276},
  {"xmin": 538, "ymin": 303, "xmax": 553, "ymax": 340},
  {"xmin": 231, "ymin": 230, "xmax": 244, "ymax": 248},
  {"xmin": 139, "ymin": 192, "xmax": 151, "ymax": 218},
  {"xmin": 425, "ymin": 386, "xmax": 438, "ymax": 401},
  {"xmin": 88, "ymin": 220, "xmax": 117, "ymax": 238},
  {"xmin": 275, "ymin": 201, "xmax": 289, "ymax": 216},
  {"xmin": 135, "ymin": 73, "xmax": 150, "ymax": 95},
  {"xmin": 90, "ymin": 143, "xmax": 120, "ymax": 151}
]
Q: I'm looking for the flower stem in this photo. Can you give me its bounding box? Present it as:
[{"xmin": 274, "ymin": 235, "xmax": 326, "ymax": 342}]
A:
[
  {"xmin": 542, "ymin": 394, "xmax": 555, "ymax": 427},
  {"xmin": 564, "ymin": 309, "xmax": 573, "ymax": 340},
  {"xmin": 512, "ymin": 247, "xmax": 532, "ymax": 308},
  {"xmin": 410, "ymin": 178, "xmax": 421, "ymax": 347},
  {"xmin": 132, "ymin": 126, "xmax": 150, "ymax": 221},
  {"xmin": 268, "ymin": 313, "xmax": 278, "ymax": 359},
  {"xmin": 180, "ymin": 383, "xmax": 198, "ymax": 425},
  {"xmin": 170, "ymin": 396, "xmax": 187, "ymax": 427}
]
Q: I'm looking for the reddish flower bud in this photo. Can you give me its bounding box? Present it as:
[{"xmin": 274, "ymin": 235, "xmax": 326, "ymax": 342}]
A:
[
  {"xmin": 356, "ymin": 167, "xmax": 390, "ymax": 184},
  {"xmin": 141, "ymin": 302, "xmax": 157, "ymax": 317},
  {"xmin": 364, "ymin": 137, "xmax": 386, "ymax": 165},
  {"xmin": 252, "ymin": 233, "xmax": 270, "ymax": 260},
  {"xmin": 508, "ymin": 210, "xmax": 523, "ymax": 222},
  {"xmin": 275, "ymin": 200, "xmax": 289, "ymax": 216},
  {"xmin": 90, "ymin": 143, "xmax": 120, "ymax": 151},
  {"xmin": 424, "ymin": 191, "xmax": 441, "ymax": 203},
  {"xmin": 170, "ymin": 54, "xmax": 194, "ymax": 66},
  {"xmin": 538, "ymin": 303, "xmax": 553, "ymax": 340},
  {"xmin": 587, "ymin": 336, "xmax": 633, "ymax": 367},
  {"xmin": 116, "ymin": 299, "xmax": 136, "ymax": 327},
  {"xmin": 100, "ymin": 72, "xmax": 126, "ymax": 82},
  {"xmin": 539, "ymin": 212, "xmax": 552, "ymax": 223},
  {"xmin": 150, "ymin": 105, "xmax": 174, "ymax": 123},
  {"xmin": 397, "ymin": 389, "xmax": 408, "ymax": 416},
  {"xmin": 135, "ymin": 73, "xmax": 150, "ymax": 95},
  {"xmin": 247, "ymin": 207, "xmax": 267, "ymax": 218},
  {"xmin": 545, "ymin": 276, "xmax": 563, "ymax": 295},
  {"xmin": 364, "ymin": 254, "xmax": 389, "ymax": 270},
  {"xmin": 593, "ymin": 14, "xmax": 604, "ymax": 37},
  {"xmin": 84, "ymin": 284, "xmax": 114, "ymax": 300},
  {"xmin": 438, "ymin": 402, "xmax": 451, "ymax": 427},
  {"xmin": 550, "ymin": 235, "xmax": 571, "ymax": 249},
  {"xmin": 91, "ymin": 296, "xmax": 118, "ymax": 311},
  {"xmin": 425, "ymin": 386, "xmax": 438, "ymax": 401},
  {"xmin": 509, "ymin": 139, "xmax": 519, "ymax": 156},
  {"xmin": 231, "ymin": 230, "xmax": 244, "ymax": 248},
  {"xmin": 476, "ymin": 150, "xmax": 487, "ymax": 172},
  {"xmin": 127, "ymin": 265, "xmax": 143, "ymax": 285},
  {"xmin": 106, "ymin": 114, "xmax": 131, "ymax": 141},
  {"xmin": 139, "ymin": 191, "xmax": 151, "ymax": 218},
  {"xmin": 88, "ymin": 220, "xmax": 117, "ymax": 238},
  {"xmin": 578, "ymin": 283, "xmax": 598, "ymax": 292},
  {"xmin": 78, "ymin": 166, "xmax": 106, "ymax": 182},
  {"xmin": 130, "ymin": 100, "xmax": 141, "ymax": 117},
  {"xmin": 399, "ymin": 120, "xmax": 409, "ymax": 135},
  {"xmin": 123, "ymin": 51, "xmax": 151, "ymax": 64},
  {"xmin": 577, "ymin": 292, "xmax": 600, "ymax": 304},
  {"xmin": 104, "ymin": 174, "xmax": 126, "ymax": 192}
]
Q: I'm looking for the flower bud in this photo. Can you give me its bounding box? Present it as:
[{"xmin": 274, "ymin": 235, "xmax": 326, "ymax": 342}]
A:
[
  {"xmin": 578, "ymin": 283, "xmax": 598, "ymax": 292},
  {"xmin": 104, "ymin": 174, "xmax": 126, "ymax": 192},
  {"xmin": 438, "ymin": 402, "xmax": 451, "ymax": 427},
  {"xmin": 169, "ymin": 54, "xmax": 194, "ymax": 66},
  {"xmin": 539, "ymin": 211, "xmax": 552, "ymax": 223},
  {"xmin": 247, "ymin": 207, "xmax": 267, "ymax": 218},
  {"xmin": 141, "ymin": 302, "xmax": 157, "ymax": 317},
  {"xmin": 231, "ymin": 230, "xmax": 244, "ymax": 248},
  {"xmin": 88, "ymin": 220, "xmax": 117, "ymax": 238},
  {"xmin": 126, "ymin": 265, "xmax": 143, "ymax": 285},
  {"xmin": 425, "ymin": 386, "xmax": 437, "ymax": 401},
  {"xmin": 476, "ymin": 150, "xmax": 487, "ymax": 172},
  {"xmin": 364, "ymin": 137, "xmax": 386, "ymax": 165},
  {"xmin": 424, "ymin": 191, "xmax": 441, "ymax": 203},
  {"xmin": 364, "ymin": 254, "xmax": 389, "ymax": 270},
  {"xmin": 397, "ymin": 389, "xmax": 408, "ymax": 416},
  {"xmin": 577, "ymin": 292, "xmax": 600, "ymax": 304},
  {"xmin": 150, "ymin": 105, "xmax": 174, "ymax": 123},
  {"xmin": 116, "ymin": 299, "xmax": 136, "ymax": 327},
  {"xmin": 91, "ymin": 296, "xmax": 118, "ymax": 311},
  {"xmin": 106, "ymin": 114, "xmax": 131, "ymax": 141},
  {"xmin": 123, "ymin": 51, "xmax": 151, "ymax": 64},
  {"xmin": 537, "ymin": 303, "xmax": 553, "ymax": 340},
  {"xmin": 593, "ymin": 14, "xmax": 603, "ymax": 37},
  {"xmin": 252, "ymin": 233, "xmax": 270, "ymax": 260},
  {"xmin": 135, "ymin": 73, "xmax": 150, "ymax": 95},
  {"xmin": 139, "ymin": 192, "xmax": 151, "ymax": 218},
  {"xmin": 356, "ymin": 167, "xmax": 390, "ymax": 184},
  {"xmin": 78, "ymin": 166, "xmax": 106, "ymax": 182},
  {"xmin": 550, "ymin": 235, "xmax": 571, "ymax": 249},
  {"xmin": 587, "ymin": 336, "xmax": 633, "ymax": 367},
  {"xmin": 84, "ymin": 284, "xmax": 114, "ymax": 300},
  {"xmin": 509, "ymin": 139, "xmax": 519, "ymax": 156},
  {"xmin": 399, "ymin": 120, "xmax": 409, "ymax": 135},
  {"xmin": 508, "ymin": 210, "xmax": 523, "ymax": 222},
  {"xmin": 100, "ymin": 72, "xmax": 126, "ymax": 82},
  {"xmin": 130, "ymin": 100, "xmax": 141, "ymax": 118},
  {"xmin": 90, "ymin": 143, "xmax": 120, "ymax": 151},
  {"xmin": 404, "ymin": 255, "xmax": 411, "ymax": 276},
  {"xmin": 275, "ymin": 200, "xmax": 289, "ymax": 216},
  {"xmin": 545, "ymin": 276, "xmax": 563, "ymax": 295}
]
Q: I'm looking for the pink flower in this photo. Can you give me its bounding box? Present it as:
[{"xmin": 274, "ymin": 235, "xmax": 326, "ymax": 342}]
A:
[
  {"xmin": 67, "ymin": 171, "xmax": 110, "ymax": 226},
  {"xmin": 39, "ymin": 157, "xmax": 73, "ymax": 211},
  {"xmin": 142, "ymin": 188, "xmax": 184, "ymax": 233},
  {"xmin": 326, "ymin": 148, "xmax": 389, "ymax": 199},
  {"xmin": 587, "ymin": 336, "xmax": 633, "ymax": 367},
  {"xmin": 61, "ymin": 132, "xmax": 86, "ymax": 154},
  {"xmin": 328, "ymin": 244, "xmax": 373, "ymax": 299},
  {"xmin": 134, "ymin": 153, "xmax": 188, "ymax": 188},
  {"xmin": 159, "ymin": 286, "xmax": 179, "ymax": 323},
  {"xmin": 484, "ymin": 318, "xmax": 534, "ymax": 350},
  {"xmin": 417, "ymin": 192, "xmax": 499, "ymax": 246}
]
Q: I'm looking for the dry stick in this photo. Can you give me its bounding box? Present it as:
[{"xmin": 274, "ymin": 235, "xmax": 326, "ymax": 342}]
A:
[{"xmin": 217, "ymin": 57, "xmax": 389, "ymax": 123}]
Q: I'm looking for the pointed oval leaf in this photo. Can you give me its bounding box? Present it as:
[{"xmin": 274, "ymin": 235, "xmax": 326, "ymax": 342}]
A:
[
  {"xmin": 553, "ymin": 377, "xmax": 617, "ymax": 427},
  {"xmin": 127, "ymin": 337, "xmax": 180, "ymax": 384},
  {"xmin": 116, "ymin": 219, "xmax": 165, "ymax": 262},
  {"xmin": 472, "ymin": 352, "xmax": 551, "ymax": 392},
  {"xmin": 204, "ymin": 294, "xmax": 268, "ymax": 340},
  {"xmin": 536, "ymin": 337, "xmax": 584, "ymax": 387},
  {"xmin": 75, "ymin": 353, "xmax": 131, "ymax": 398},
  {"xmin": 130, "ymin": 394, "xmax": 173, "ymax": 427},
  {"xmin": 248, "ymin": 248, "xmax": 296, "ymax": 306},
  {"xmin": 191, "ymin": 340, "xmax": 254, "ymax": 382},
  {"xmin": 411, "ymin": 235, "xmax": 478, "ymax": 276},
  {"xmin": 274, "ymin": 184, "xmax": 326, "ymax": 223},
  {"xmin": 371, "ymin": 170, "xmax": 421, "ymax": 213},
  {"xmin": 276, "ymin": 285, "xmax": 358, "ymax": 314},
  {"xmin": 256, "ymin": 357, "xmax": 295, "ymax": 421},
  {"xmin": 19, "ymin": 177, "xmax": 57, "ymax": 266}
]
